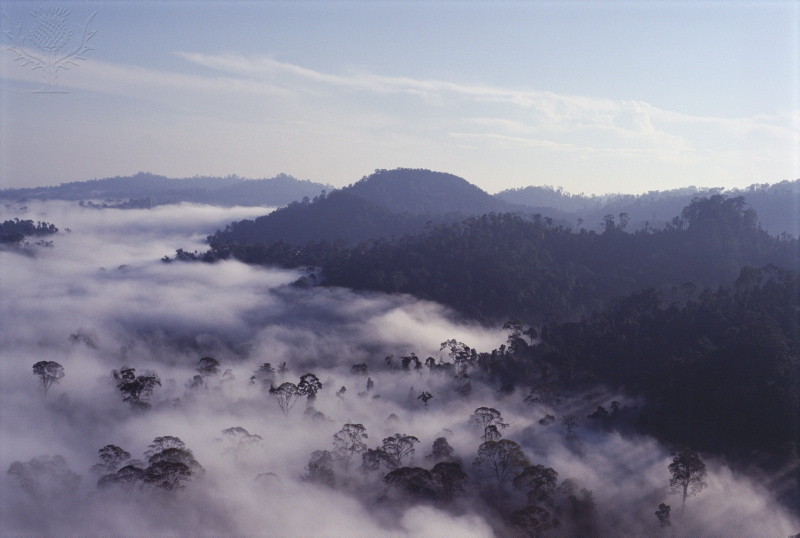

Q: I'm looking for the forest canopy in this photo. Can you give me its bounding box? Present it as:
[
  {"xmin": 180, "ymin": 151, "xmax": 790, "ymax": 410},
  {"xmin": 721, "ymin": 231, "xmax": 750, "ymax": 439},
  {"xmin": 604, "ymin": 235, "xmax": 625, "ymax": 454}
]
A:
[{"xmin": 198, "ymin": 194, "xmax": 798, "ymax": 324}]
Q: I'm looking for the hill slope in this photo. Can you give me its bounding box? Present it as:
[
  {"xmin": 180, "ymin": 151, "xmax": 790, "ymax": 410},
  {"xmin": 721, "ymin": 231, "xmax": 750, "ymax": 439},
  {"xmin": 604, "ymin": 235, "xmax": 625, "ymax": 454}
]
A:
[
  {"xmin": 201, "ymin": 194, "xmax": 799, "ymax": 324},
  {"xmin": 348, "ymin": 168, "xmax": 516, "ymax": 215},
  {"xmin": 210, "ymin": 168, "xmax": 537, "ymax": 246}
]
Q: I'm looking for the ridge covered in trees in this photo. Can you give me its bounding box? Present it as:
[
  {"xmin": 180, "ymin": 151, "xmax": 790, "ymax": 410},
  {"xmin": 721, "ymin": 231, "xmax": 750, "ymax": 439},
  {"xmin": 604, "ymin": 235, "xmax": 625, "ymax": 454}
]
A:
[
  {"xmin": 208, "ymin": 168, "xmax": 538, "ymax": 246},
  {"xmin": 198, "ymin": 194, "xmax": 798, "ymax": 324}
]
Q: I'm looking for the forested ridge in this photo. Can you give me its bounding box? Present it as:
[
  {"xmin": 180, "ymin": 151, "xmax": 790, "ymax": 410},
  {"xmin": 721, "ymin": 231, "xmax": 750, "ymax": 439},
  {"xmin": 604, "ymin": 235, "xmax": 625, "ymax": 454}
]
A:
[
  {"xmin": 207, "ymin": 168, "xmax": 531, "ymax": 246},
  {"xmin": 205, "ymin": 169, "xmax": 800, "ymax": 246},
  {"xmin": 201, "ymin": 194, "xmax": 798, "ymax": 324}
]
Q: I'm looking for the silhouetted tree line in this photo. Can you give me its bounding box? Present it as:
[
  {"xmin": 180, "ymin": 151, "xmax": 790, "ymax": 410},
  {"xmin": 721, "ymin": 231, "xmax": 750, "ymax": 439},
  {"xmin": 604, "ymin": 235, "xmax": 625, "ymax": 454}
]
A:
[
  {"xmin": 192, "ymin": 195, "xmax": 798, "ymax": 324},
  {"xmin": 529, "ymin": 265, "xmax": 800, "ymax": 462},
  {"xmin": 0, "ymin": 218, "xmax": 58, "ymax": 244},
  {"xmin": 496, "ymin": 179, "xmax": 800, "ymax": 237}
]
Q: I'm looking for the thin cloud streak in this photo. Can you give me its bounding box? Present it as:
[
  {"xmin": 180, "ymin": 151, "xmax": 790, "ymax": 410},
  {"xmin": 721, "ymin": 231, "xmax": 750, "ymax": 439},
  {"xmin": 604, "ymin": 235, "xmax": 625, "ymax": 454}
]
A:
[
  {"xmin": 172, "ymin": 52, "xmax": 798, "ymax": 180},
  {"xmin": 176, "ymin": 52, "xmax": 797, "ymax": 141}
]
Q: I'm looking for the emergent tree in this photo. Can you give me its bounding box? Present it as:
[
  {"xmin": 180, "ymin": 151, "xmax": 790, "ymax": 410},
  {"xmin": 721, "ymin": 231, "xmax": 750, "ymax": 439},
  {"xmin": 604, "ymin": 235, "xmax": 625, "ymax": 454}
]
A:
[
  {"xmin": 474, "ymin": 439, "xmax": 528, "ymax": 485},
  {"xmin": 113, "ymin": 367, "xmax": 161, "ymax": 409},
  {"xmin": 32, "ymin": 361, "xmax": 65, "ymax": 395},
  {"xmin": 269, "ymin": 382, "xmax": 301, "ymax": 415},
  {"xmin": 332, "ymin": 423, "xmax": 368, "ymax": 471},
  {"xmin": 668, "ymin": 448, "xmax": 707, "ymax": 510},
  {"xmin": 469, "ymin": 407, "xmax": 509, "ymax": 441}
]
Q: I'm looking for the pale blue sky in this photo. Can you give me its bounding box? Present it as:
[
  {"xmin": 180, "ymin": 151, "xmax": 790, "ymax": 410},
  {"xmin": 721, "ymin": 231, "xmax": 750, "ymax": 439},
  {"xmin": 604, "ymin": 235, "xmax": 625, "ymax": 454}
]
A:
[{"xmin": 1, "ymin": 1, "xmax": 797, "ymax": 193}]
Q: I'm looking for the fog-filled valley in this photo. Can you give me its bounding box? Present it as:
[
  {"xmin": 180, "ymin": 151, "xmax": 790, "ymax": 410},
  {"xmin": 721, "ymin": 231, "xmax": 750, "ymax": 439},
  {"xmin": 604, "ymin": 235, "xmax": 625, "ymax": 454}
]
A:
[{"xmin": 1, "ymin": 199, "xmax": 798, "ymax": 536}]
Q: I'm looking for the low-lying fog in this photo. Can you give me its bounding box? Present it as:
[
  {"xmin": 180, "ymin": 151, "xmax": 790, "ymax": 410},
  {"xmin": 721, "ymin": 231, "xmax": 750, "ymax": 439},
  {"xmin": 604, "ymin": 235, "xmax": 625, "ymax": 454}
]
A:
[{"xmin": 1, "ymin": 201, "xmax": 796, "ymax": 536}]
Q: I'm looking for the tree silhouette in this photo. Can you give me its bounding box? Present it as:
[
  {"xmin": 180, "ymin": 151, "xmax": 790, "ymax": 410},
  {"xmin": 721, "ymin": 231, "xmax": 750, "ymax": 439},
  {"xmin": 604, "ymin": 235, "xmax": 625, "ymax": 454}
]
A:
[
  {"xmin": 32, "ymin": 361, "xmax": 64, "ymax": 395},
  {"xmin": 250, "ymin": 363, "xmax": 276, "ymax": 390},
  {"xmin": 144, "ymin": 460, "xmax": 193, "ymax": 490},
  {"xmin": 561, "ymin": 414, "xmax": 579, "ymax": 439},
  {"xmin": 428, "ymin": 437, "xmax": 455, "ymax": 462},
  {"xmin": 192, "ymin": 357, "xmax": 220, "ymax": 388},
  {"xmin": 417, "ymin": 391, "xmax": 433, "ymax": 408},
  {"xmin": 361, "ymin": 448, "xmax": 385, "ymax": 473},
  {"xmin": 269, "ymin": 382, "xmax": 301, "ymax": 416},
  {"xmin": 97, "ymin": 464, "xmax": 145, "ymax": 492},
  {"xmin": 473, "ymin": 439, "xmax": 528, "ymax": 485},
  {"xmin": 655, "ymin": 503, "xmax": 671, "ymax": 527},
  {"xmin": 221, "ymin": 426, "xmax": 263, "ymax": 446},
  {"xmin": 144, "ymin": 437, "xmax": 202, "ymax": 490},
  {"xmin": 332, "ymin": 423, "xmax": 368, "ymax": 471},
  {"xmin": 469, "ymin": 407, "xmax": 508, "ymax": 440},
  {"xmin": 513, "ymin": 464, "xmax": 558, "ymax": 505},
  {"xmin": 484, "ymin": 424, "xmax": 503, "ymax": 441},
  {"xmin": 196, "ymin": 356, "xmax": 220, "ymax": 377},
  {"xmin": 298, "ymin": 373, "xmax": 323, "ymax": 405},
  {"xmin": 91, "ymin": 445, "xmax": 131, "ymax": 475},
  {"xmin": 431, "ymin": 461, "xmax": 467, "ymax": 500},
  {"xmin": 145, "ymin": 436, "xmax": 185, "ymax": 458},
  {"xmin": 113, "ymin": 367, "xmax": 160, "ymax": 409},
  {"xmin": 150, "ymin": 448, "xmax": 200, "ymax": 469},
  {"xmin": 384, "ymin": 467, "xmax": 436, "ymax": 499},
  {"xmin": 380, "ymin": 433, "xmax": 420, "ymax": 470},
  {"xmin": 668, "ymin": 448, "xmax": 707, "ymax": 510}
]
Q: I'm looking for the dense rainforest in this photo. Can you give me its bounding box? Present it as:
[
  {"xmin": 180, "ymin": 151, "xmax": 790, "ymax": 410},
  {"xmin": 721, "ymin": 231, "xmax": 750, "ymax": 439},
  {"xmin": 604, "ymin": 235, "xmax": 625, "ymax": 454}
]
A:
[
  {"xmin": 200, "ymin": 193, "xmax": 798, "ymax": 324},
  {"xmin": 0, "ymin": 218, "xmax": 59, "ymax": 244},
  {"xmin": 167, "ymin": 173, "xmax": 800, "ymax": 513}
]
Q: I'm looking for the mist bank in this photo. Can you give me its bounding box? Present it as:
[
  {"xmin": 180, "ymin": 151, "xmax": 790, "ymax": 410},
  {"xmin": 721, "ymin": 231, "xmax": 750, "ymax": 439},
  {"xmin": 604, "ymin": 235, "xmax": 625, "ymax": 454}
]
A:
[{"xmin": 1, "ymin": 201, "xmax": 798, "ymax": 536}]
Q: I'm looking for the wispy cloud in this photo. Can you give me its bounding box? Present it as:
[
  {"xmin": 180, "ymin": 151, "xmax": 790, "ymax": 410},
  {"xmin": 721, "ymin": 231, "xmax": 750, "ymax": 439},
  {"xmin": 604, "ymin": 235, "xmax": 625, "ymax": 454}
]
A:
[
  {"xmin": 173, "ymin": 52, "xmax": 797, "ymax": 155},
  {"xmin": 4, "ymin": 48, "xmax": 793, "ymax": 150}
]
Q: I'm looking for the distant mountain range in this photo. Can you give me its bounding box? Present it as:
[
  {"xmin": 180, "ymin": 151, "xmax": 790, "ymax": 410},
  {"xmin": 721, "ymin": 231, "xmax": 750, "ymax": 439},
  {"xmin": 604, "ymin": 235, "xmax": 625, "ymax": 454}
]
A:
[
  {"xmin": 2, "ymin": 169, "xmax": 797, "ymax": 238},
  {"xmin": 496, "ymin": 181, "xmax": 800, "ymax": 237},
  {"xmin": 0, "ymin": 172, "xmax": 332, "ymax": 208}
]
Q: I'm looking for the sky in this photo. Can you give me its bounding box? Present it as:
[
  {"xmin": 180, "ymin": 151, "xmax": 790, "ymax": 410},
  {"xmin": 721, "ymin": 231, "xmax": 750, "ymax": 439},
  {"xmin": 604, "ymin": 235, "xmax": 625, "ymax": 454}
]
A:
[{"xmin": 0, "ymin": 0, "xmax": 798, "ymax": 194}]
